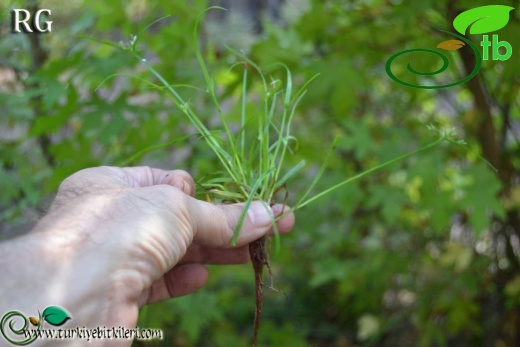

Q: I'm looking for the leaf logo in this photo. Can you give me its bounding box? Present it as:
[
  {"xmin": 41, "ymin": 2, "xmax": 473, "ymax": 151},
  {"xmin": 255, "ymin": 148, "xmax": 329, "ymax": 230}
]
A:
[
  {"xmin": 41, "ymin": 306, "xmax": 71, "ymax": 326},
  {"xmin": 28, "ymin": 317, "xmax": 39, "ymax": 326},
  {"xmin": 453, "ymin": 5, "xmax": 515, "ymax": 35},
  {"xmin": 386, "ymin": 4, "xmax": 515, "ymax": 88},
  {"xmin": 437, "ymin": 40, "xmax": 465, "ymax": 51},
  {"xmin": 385, "ymin": 30, "xmax": 481, "ymax": 89}
]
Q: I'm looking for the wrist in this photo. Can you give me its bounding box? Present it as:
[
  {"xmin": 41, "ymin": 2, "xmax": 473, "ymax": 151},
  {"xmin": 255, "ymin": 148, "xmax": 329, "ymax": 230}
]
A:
[{"xmin": 1, "ymin": 195, "xmax": 121, "ymax": 329}]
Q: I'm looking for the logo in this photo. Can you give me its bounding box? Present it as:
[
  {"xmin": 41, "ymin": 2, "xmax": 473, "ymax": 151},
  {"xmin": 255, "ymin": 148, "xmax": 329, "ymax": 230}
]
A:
[
  {"xmin": 1, "ymin": 307, "xmax": 163, "ymax": 344},
  {"xmin": 1, "ymin": 306, "xmax": 70, "ymax": 345},
  {"xmin": 10, "ymin": 9, "xmax": 53, "ymax": 33},
  {"xmin": 385, "ymin": 5, "xmax": 514, "ymax": 89}
]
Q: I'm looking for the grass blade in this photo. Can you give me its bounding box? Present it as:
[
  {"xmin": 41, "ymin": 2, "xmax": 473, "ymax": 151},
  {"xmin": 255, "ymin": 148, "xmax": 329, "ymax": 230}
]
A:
[
  {"xmin": 295, "ymin": 137, "xmax": 444, "ymax": 210},
  {"xmin": 295, "ymin": 136, "xmax": 339, "ymax": 206},
  {"xmin": 231, "ymin": 169, "xmax": 275, "ymax": 246},
  {"xmin": 119, "ymin": 133, "xmax": 198, "ymax": 166},
  {"xmin": 274, "ymin": 160, "xmax": 305, "ymax": 192}
]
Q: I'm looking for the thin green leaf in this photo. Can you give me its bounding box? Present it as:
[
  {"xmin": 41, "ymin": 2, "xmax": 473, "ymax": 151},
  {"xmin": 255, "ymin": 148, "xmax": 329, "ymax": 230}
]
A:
[
  {"xmin": 96, "ymin": 73, "xmax": 162, "ymax": 92},
  {"xmin": 231, "ymin": 169, "xmax": 274, "ymax": 246},
  {"xmin": 274, "ymin": 160, "xmax": 305, "ymax": 191},
  {"xmin": 274, "ymin": 63, "xmax": 292, "ymax": 106},
  {"xmin": 119, "ymin": 133, "xmax": 198, "ymax": 166},
  {"xmin": 290, "ymin": 73, "xmax": 320, "ymax": 106},
  {"xmin": 296, "ymin": 136, "xmax": 339, "ymax": 206},
  {"xmin": 193, "ymin": 7, "xmax": 246, "ymax": 183},
  {"xmin": 295, "ymin": 137, "xmax": 444, "ymax": 210},
  {"xmin": 208, "ymin": 189, "xmax": 246, "ymax": 200},
  {"xmin": 133, "ymin": 15, "xmax": 172, "ymax": 49},
  {"xmin": 78, "ymin": 34, "xmax": 124, "ymax": 50},
  {"xmin": 241, "ymin": 66, "xmax": 248, "ymax": 160}
]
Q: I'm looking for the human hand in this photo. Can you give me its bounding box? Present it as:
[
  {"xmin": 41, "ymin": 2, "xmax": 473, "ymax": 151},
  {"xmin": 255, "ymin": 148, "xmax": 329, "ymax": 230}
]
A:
[{"xmin": 0, "ymin": 166, "xmax": 294, "ymax": 345}]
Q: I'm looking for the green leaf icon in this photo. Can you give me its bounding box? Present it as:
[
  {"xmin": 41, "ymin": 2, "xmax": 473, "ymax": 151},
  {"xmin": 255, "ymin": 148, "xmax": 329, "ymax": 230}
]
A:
[
  {"xmin": 453, "ymin": 5, "xmax": 514, "ymax": 35},
  {"xmin": 42, "ymin": 306, "xmax": 71, "ymax": 326}
]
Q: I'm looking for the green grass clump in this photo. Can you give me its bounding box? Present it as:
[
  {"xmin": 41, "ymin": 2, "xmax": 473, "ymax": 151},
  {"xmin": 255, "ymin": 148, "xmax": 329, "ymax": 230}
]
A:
[{"xmin": 95, "ymin": 8, "xmax": 465, "ymax": 249}]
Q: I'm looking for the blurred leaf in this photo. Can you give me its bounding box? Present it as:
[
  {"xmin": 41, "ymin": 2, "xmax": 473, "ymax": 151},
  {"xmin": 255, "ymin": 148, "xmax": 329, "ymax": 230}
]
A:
[
  {"xmin": 358, "ymin": 314, "xmax": 380, "ymax": 341},
  {"xmin": 309, "ymin": 258, "xmax": 351, "ymax": 288},
  {"xmin": 506, "ymin": 276, "xmax": 520, "ymax": 304},
  {"xmin": 367, "ymin": 184, "xmax": 409, "ymax": 224},
  {"xmin": 338, "ymin": 119, "xmax": 376, "ymax": 160},
  {"xmin": 439, "ymin": 242, "xmax": 473, "ymax": 273},
  {"xmin": 458, "ymin": 163, "xmax": 504, "ymax": 234}
]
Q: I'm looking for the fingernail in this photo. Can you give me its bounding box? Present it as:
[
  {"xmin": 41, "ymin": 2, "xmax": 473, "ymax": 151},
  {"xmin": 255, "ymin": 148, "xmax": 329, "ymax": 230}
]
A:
[
  {"xmin": 181, "ymin": 180, "xmax": 192, "ymax": 195},
  {"xmin": 248, "ymin": 201, "xmax": 273, "ymax": 228}
]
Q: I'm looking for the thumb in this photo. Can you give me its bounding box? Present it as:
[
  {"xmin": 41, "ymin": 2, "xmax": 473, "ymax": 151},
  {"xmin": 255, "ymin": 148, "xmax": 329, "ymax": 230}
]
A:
[{"xmin": 186, "ymin": 200, "xmax": 294, "ymax": 247}]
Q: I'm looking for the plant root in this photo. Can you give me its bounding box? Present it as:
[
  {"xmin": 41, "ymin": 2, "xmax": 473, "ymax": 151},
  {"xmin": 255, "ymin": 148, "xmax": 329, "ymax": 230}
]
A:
[{"xmin": 249, "ymin": 235, "xmax": 270, "ymax": 347}]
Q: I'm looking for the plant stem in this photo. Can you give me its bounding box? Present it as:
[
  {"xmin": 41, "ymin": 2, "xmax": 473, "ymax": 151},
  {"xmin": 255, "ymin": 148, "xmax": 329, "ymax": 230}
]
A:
[{"xmin": 295, "ymin": 137, "xmax": 444, "ymax": 210}]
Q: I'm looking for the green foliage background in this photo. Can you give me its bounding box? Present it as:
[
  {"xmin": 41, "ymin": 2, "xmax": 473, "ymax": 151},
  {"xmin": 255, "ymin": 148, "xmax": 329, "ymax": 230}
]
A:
[{"xmin": 1, "ymin": 0, "xmax": 519, "ymax": 346}]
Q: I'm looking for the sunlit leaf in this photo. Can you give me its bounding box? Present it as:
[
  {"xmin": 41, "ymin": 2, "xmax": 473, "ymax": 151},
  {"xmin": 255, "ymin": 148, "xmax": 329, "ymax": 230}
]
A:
[
  {"xmin": 358, "ymin": 314, "xmax": 380, "ymax": 341},
  {"xmin": 505, "ymin": 275, "xmax": 520, "ymax": 298}
]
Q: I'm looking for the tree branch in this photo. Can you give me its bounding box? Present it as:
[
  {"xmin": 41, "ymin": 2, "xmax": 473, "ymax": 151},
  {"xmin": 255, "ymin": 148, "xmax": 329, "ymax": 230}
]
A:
[{"xmin": 26, "ymin": 0, "xmax": 54, "ymax": 167}]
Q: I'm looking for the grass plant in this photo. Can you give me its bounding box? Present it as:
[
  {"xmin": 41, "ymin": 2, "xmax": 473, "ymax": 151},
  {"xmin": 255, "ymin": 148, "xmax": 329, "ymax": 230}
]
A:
[{"xmin": 92, "ymin": 8, "xmax": 479, "ymax": 345}]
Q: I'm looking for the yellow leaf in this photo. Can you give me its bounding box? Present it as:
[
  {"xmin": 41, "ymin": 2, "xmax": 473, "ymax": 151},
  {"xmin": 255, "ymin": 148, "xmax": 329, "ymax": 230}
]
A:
[
  {"xmin": 505, "ymin": 275, "xmax": 520, "ymax": 297},
  {"xmin": 437, "ymin": 40, "xmax": 465, "ymax": 50},
  {"xmin": 357, "ymin": 314, "xmax": 380, "ymax": 341},
  {"xmin": 439, "ymin": 242, "xmax": 473, "ymax": 273}
]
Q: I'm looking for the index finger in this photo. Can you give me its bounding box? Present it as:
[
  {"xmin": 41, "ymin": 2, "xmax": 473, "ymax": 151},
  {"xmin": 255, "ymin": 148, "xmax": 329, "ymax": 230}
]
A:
[{"xmin": 118, "ymin": 166, "xmax": 195, "ymax": 196}]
